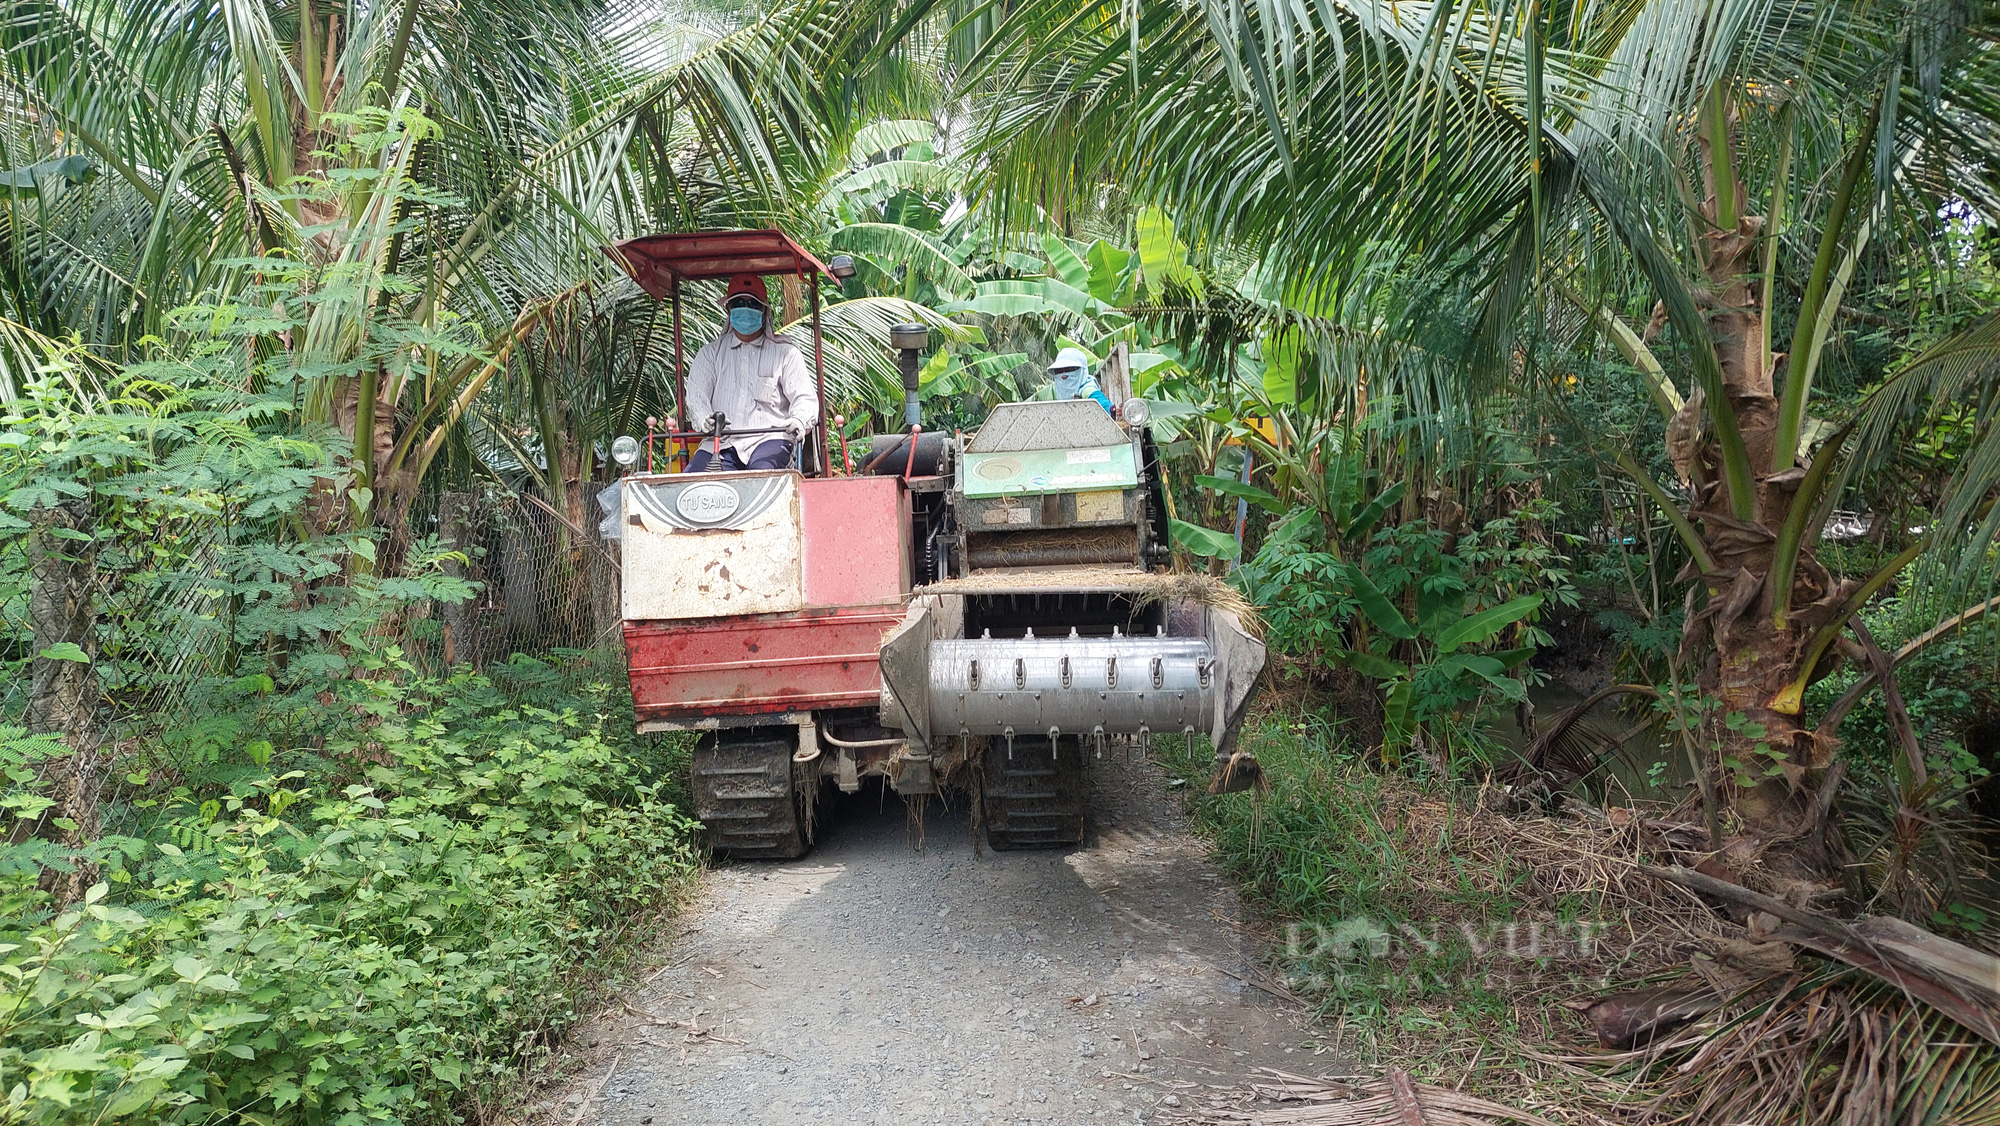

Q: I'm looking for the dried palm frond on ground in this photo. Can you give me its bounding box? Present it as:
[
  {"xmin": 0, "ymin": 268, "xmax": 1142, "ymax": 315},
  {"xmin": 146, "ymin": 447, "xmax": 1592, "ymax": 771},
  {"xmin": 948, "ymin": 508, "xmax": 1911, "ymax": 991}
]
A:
[
  {"xmin": 1383, "ymin": 787, "xmax": 2000, "ymax": 1121},
  {"xmin": 1638, "ymin": 863, "xmax": 2000, "ymax": 1045},
  {"xmin": 1159, "ymin": 1067, "xmax": 1559, "ymax": 1126},
  {"xmin": 1372, "ymin": 774, "xmax": 1728, "ymax": 972},
  {"xmin": 1170, "ymin": 713, "xmax": 2000, "ymax": 1124},
  {"xmin": 1539, "ymin": 967, "xmax": 2000, "ymax": 1124}
]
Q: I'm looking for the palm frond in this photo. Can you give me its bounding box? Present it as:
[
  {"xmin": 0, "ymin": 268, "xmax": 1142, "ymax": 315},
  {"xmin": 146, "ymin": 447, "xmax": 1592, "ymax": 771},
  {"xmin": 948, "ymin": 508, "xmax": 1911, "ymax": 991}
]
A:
[
  {"xmin": 1836, "ymin": 311, "xmax": 2000, "ymax": 583},
  {"xmin": 783, "ymin": 293, "xmax": 972, "ymax": 410},
  {"xmin": 828, "ymin": 222, "xmax": 975, "ymax": 298}
]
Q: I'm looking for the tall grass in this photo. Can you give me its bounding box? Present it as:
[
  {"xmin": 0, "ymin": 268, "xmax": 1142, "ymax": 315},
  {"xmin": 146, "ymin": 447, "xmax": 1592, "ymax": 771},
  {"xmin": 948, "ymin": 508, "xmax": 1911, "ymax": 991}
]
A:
[{"xmin": 1157, "ymin": 706, "xmax": 1720, "ymax": 1061}]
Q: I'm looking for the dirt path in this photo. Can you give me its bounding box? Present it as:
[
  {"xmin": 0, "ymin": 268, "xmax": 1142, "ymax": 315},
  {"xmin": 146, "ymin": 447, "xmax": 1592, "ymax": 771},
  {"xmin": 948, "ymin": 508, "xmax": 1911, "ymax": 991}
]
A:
[{"xmin": 546, "ymin": 752, "xmax": 1313, "ymax": 1125}]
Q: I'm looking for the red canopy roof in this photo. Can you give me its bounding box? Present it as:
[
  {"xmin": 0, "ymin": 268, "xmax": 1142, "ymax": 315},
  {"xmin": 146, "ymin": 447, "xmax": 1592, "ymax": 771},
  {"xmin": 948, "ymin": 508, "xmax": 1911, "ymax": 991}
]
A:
[{"xmin": 610, "ymin": 229, "xmax": 834, "ymax": 299}]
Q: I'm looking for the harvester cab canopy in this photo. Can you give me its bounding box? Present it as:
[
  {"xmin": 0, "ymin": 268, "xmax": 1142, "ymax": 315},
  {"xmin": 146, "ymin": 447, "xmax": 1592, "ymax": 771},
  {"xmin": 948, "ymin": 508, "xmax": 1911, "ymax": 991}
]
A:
[
  {"xmin": 610, "ymin": 229, "xmax": 853, "ymax": 476},
  {"xmin": 614, "ymin": 229, "xmax": 834, "ymax": 295}
]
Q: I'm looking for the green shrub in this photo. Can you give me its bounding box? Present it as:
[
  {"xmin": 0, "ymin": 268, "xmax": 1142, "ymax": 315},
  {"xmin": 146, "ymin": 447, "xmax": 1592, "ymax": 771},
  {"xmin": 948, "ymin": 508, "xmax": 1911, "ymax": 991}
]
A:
[
  {"xmin": 0, "ymin": 665, "xmax": 698, "ymax": 1125},
  {"xmin": 1234, "ymin": 511, "xmax": 1576, "ymax": 768}
]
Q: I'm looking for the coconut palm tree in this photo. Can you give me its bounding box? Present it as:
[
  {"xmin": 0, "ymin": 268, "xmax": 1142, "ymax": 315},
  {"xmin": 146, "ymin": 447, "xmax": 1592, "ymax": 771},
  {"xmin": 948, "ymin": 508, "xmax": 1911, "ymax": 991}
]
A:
[
  {"xmin": 956, "ymin": 0, "xmax": 2000, "ymax": 885},
  {"xmin": 0, "ymin": 0, "xmax": 925, "ymax": 531}
]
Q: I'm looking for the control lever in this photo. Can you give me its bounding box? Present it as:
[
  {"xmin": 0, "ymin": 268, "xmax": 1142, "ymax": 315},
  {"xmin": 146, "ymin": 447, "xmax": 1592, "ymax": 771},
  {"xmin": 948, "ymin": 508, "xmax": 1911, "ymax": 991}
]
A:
[{"xmin": 707, "ymin": 411, "xmax": 728, "ymax": 467}]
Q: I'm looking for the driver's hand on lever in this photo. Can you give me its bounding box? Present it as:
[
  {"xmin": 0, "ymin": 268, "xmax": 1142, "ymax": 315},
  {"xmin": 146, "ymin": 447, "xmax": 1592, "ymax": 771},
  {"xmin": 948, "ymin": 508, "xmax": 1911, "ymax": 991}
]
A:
[{"xmin": 681, "ymin": 274, "xmax": 819, "ymax": 473}]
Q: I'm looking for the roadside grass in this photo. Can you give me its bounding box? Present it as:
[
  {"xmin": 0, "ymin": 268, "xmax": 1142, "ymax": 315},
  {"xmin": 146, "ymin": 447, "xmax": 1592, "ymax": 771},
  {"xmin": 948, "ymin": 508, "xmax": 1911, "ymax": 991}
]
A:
[{"xmin": 1153, "ymin": 703, "xmax": 1713, "ymax": 1120}]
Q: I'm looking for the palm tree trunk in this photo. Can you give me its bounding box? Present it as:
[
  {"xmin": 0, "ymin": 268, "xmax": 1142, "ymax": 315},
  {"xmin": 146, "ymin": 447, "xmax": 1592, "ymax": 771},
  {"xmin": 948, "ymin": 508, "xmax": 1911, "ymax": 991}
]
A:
[
  {"xmin": 1679, "ymin": 101, "xmax": 1858, "ymax": 884},
  {"xmin": 500, "ymin": 510, "xmax": 541, "ymax": 645}
]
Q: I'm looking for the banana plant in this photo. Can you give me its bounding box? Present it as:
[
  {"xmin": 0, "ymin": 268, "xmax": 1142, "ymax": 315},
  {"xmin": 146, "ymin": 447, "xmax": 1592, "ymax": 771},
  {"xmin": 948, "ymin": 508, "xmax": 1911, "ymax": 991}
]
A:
[
  {"xmin": 1333, "ymin": 567, "xmax": 1543, "ymax": 763},
  {"xmin": 1228, "ymin": 506, "xmax": 1546, "ymax": 764}
]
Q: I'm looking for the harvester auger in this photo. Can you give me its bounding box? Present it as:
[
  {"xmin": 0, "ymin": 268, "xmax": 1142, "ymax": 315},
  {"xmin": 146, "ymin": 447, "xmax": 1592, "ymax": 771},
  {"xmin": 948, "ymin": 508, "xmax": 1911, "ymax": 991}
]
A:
[{"xmin": 609, "ymin": 229, "xmax": 1266, "ymax": 859}]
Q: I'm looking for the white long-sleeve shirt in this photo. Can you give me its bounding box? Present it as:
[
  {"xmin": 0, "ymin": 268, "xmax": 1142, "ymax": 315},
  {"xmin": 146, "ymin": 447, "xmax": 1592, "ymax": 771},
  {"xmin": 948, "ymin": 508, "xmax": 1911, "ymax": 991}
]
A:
[{"xmin": 683, "ymin": 330, "xmax": 820, "ymax": 461}]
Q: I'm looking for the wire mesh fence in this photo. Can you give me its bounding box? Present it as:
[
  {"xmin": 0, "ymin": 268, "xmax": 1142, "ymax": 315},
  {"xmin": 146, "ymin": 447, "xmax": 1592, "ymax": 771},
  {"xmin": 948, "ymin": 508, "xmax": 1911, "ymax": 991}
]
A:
[
  {"xmin": 0, "ymin": 480, "xmax": 626, "ymax": 735},
  {"xmin": 402, "ymin": 483, "xmax": 625, "ymax": 672}
]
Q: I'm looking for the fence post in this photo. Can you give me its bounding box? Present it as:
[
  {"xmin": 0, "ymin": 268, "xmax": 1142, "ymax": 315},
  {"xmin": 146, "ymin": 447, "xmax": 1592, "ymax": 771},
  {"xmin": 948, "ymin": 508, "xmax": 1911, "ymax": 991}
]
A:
[
  {"xmin": 26, "ymin": 499, "xmax": 103, "ymax": 907},
  {"xmin": 591, "ymin": 480, "xmax": 623, "ymax": 642},
  {"xmin": 439, "ymin": 490, "xmax": 480, "ymax": 668}
]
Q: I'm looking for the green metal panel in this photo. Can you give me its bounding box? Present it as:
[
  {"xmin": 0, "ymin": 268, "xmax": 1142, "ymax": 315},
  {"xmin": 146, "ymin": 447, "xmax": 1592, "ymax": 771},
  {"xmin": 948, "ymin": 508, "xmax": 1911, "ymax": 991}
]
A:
[{"xmin": 961, "ymin": 444, "xmax": 1138, "ymax": 497}]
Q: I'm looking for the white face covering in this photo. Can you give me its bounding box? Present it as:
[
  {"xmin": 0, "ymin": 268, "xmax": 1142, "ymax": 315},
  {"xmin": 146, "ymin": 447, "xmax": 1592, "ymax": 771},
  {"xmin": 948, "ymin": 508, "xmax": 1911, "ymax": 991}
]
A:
[{"xmin": 1049, "ymin": 347, "xmax": 1096, "ymax": 399}]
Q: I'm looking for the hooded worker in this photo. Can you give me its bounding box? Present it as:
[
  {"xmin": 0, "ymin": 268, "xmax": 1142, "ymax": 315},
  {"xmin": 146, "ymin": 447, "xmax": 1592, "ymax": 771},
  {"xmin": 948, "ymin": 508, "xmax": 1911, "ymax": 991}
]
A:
[
  {"xmin": 683, "ymin": 274, "xmax": 820, "ymax": 471},
  {"xmin": 1047, "ymin": 346, "xmax": 1114, "ymax": 416}
]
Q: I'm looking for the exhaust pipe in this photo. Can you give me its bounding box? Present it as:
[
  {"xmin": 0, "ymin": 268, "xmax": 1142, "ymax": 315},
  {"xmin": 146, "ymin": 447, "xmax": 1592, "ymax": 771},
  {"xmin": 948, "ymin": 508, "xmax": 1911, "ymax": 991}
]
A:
[{"xmin": 890, "ymin": 323, "xmax": 928, "ymax": 429}]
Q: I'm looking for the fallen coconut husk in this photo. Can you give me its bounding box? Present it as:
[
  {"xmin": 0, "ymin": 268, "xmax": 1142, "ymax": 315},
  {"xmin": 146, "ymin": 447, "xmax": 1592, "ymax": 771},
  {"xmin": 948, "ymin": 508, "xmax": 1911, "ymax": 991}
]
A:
[
  {"xmin": 1160, "ymin": 1066, "xmax": 1560, "ymax": 1126},
  {"xmin": 1577, "ymin": 987, "xmax": 1726, "ymax": 1049}
]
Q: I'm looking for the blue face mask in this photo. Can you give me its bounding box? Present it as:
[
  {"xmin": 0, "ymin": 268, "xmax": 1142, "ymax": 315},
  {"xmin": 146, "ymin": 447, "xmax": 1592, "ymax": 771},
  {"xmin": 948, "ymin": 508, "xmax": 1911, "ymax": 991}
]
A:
[{"xmin": 728, "ymin": 307, "xmax": 765, "ymax": 335}]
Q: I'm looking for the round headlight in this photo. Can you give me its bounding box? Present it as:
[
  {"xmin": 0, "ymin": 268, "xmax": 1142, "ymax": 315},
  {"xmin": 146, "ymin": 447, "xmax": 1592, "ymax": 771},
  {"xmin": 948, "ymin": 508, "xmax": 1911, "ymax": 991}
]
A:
[
  {"xmin": 611, "ymin": 435, "xmax": 642, "ymax": 467},
  {"xmin": 1119, "ymin": 397, "xmax": 1151, "ymax": 426}
]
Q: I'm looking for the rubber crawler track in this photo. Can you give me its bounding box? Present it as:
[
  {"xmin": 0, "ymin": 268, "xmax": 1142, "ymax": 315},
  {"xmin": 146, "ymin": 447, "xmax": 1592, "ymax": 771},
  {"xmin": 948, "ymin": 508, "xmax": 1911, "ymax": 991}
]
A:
[
  {"xmin": 692, "ymin": 730, "xmax": 808, "ymax": 859},
  {"xmin": 979, "ymin": 733, "xmax": 1087, "ymax": 849}
]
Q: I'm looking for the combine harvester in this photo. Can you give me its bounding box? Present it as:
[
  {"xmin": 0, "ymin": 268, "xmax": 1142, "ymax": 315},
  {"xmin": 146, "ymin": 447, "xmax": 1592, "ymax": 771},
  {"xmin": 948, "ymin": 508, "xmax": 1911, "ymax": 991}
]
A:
[{"xmin": 609, "ymin": 229, "xmax": 1265, "ymax": 857}]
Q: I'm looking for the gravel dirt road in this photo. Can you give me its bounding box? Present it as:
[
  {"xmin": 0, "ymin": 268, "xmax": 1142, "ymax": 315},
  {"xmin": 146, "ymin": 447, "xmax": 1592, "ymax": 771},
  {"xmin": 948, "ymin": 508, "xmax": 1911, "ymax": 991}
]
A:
[{"xmin": 544, "ymin": 752, "xmax": 1314, "ymax": 1125}]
